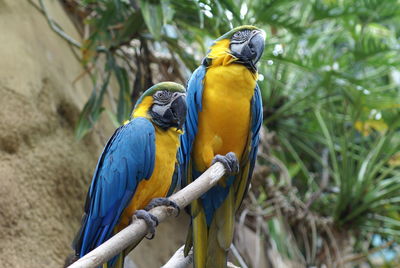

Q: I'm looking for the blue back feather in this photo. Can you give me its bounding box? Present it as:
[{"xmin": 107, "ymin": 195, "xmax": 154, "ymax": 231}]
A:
[
  {"xmin": 73, "ymin": 117, "xmax": 156, "ymax": 257},
  {"xmin": 179, "ymin": 65, "xmax": 206, "ymax": 183}
]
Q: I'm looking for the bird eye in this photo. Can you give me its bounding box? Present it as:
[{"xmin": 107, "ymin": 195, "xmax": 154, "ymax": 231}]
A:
[
  {"xmin": 154, "ymin": 90, "xmax": 171, "ymax": 103},
  {"xmin": 232, "ymin": 30, "xmax": 251, "ymax": 42},
  {"xmin": 233, "ymin": 32, "xmax": 242, "ymax": 39}
]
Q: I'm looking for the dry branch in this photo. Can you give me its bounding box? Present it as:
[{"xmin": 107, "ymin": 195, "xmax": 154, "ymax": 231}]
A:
[
  {"xmin": 68, "ymin": 162, "xmax": 226, "ymax": 268},
  {"xmin": 161, "ymin": 245, "xmax": 241, "ymax": 268},
  {"xmin": 161, "ymin": 245, "xmax": 193, "ymax": 268},
  {"xmin": 33, "ymin": 0, "xmax": 82, "ymax": 48}
]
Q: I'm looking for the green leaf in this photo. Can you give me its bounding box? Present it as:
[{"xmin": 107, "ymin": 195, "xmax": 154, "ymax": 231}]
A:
[
  {"xmin": 139, "ymin": 0, "xmax": 163, "ymax": 40},
  {"xmin": 114, "ymin": 65, "xmax": 131, "ymax": 123},
  {"xmin": 75, "ymin": 72, "xmax": 111, "ymax": 139}
]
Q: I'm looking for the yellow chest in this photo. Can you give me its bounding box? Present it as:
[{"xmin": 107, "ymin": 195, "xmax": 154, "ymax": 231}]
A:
[
  {"xmin": 117, "ymin": 126, "xmax": 180, "ymax": 229},
  {"xmin": 193, "ymin": 64, "xmax": 257, "ymax": 170}
]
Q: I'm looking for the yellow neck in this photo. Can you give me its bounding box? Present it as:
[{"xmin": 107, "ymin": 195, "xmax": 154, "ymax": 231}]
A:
[
  {"xmin": 208, "ymin": 39, "xmax": 237, "ymax": 67},
  {"xmin": 154, "ymin": 124, "xmax": 183, "ymax": 139},
  {"xmin": 132, "ymin": 96, "xmax": 153, "ymax": 119}
]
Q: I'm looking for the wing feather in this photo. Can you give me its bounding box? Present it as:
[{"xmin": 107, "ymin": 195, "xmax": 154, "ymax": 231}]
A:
[
  {"xmin": 73, "ymin": 117, "xmax": 156, "ymax": 257},
  {"xmin": 234, "ymin": 83, "xmax": 263, "ymax": 209},
  {"xmin": 179, "ymin": 65, "xmax": 206, "ymax": 186}
]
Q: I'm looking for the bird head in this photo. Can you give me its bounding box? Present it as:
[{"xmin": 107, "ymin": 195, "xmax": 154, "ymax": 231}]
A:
[
  {"xmin": 205, "ymin": 25, "xmax": 266, "ymax": 72},
  {"xmin": 132, "ymin": 82, "xmax": 187, "ymax": 131}
]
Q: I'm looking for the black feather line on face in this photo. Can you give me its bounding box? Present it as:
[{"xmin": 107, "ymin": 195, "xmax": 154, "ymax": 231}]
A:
[
  {"xmin": 149, "ymin": 90, "xmax": 173, "ymax": 130},
  {"xmin": 229, "ymin": 51, "xmax": 258, "ymax": 72},
  {"xmin": 149, "ymin": 109, "xmax": 172, "ymax": 130}
]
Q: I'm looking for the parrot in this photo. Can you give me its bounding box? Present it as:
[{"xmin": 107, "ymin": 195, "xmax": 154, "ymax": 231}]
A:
[
  {"xmin": 178, "ymin": 25, "xmax": 265, "ymax": 267},
  {"xmin": 71, "ymin": 82, "xmax": 187, "ymax": 268}
]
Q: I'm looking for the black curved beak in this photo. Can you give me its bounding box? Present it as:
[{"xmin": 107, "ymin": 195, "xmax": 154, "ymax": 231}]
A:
[
  {"xmin": 170, "ymin": 93, "xmax": 187, "ymax": 130},
  {"xmin": 230, "ymin": 30, "xmax": 265, "ymax": 71},
  {"xmin": 247, "ymin": 31, "xmax": 265, "ymax": 65}
]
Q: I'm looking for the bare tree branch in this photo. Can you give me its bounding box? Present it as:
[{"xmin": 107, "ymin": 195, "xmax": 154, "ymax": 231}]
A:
[
  {"xmin": 68, "ymin": 162, "xmax": 226, "ymax": 268},
  {"xmin": 161, "ymin": 245, "xmax": 241, "ymax": 268},
  {"xmin": 230, "ymin": 244, "xmax": 248, "ymax": 268},
  {"xmin": 28, "ymin": 0, "xmax": 82, "ymax": 48},
  {"xmin": 161, "ymin": 245, "xmax": 193, "ymax": 268}
]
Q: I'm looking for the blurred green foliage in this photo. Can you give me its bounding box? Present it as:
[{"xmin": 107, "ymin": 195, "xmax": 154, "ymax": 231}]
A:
[{"xmin": 60, "ymin": 0, "xmax": 400, "ymax": 266}]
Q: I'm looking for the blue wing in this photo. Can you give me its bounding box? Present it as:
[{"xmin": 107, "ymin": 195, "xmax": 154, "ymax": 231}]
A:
[
  {"xmin": 73, "ymin": 117, "xmax": 155, "ymax": 257},
  {"xmin": 178, "ymin": 65, "xmax": 206, "ymax": 187},
  {"xmin": 250, "ymin": 84, "xmax": 263, "ymax": 178},
  {"xmin": 238, "ymin": 83, "xmax": 263, "ymax": 204}
]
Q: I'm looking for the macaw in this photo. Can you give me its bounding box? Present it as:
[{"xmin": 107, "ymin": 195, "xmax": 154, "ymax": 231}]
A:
[
  {"xmin": 71, "ymin": 82, "xmax": 187, "ymax": 268},
  {"xmin": 179, "ymin": 25, "xmax": 265, "ymax": 267}
]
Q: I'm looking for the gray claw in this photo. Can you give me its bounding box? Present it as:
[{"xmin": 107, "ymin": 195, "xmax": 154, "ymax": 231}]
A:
[
  {"xmin": 134, "ymin": 210, "xmax": 159, "ymax": 239},
  {"xmin": 145, "ymin": 197, "xmax": 180, "ymax": 216},
  {"xmin": 212, "ymin": 152, "xmax": 240, "ymax": 175}
]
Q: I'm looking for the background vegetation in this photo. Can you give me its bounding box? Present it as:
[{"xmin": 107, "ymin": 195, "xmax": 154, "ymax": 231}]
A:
[{"xmin": 54, "ymin": 0, "xmax": 400, "ymax": 266}]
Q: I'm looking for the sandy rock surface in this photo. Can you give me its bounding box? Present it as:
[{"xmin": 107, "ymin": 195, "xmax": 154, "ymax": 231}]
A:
[
  {"xmin": 0, "ymin": 1, "xmax": 107, "ymax": 267},
  {"xmin": 0, "ymin": 1, "xmax": 187, "ymax": 267}
]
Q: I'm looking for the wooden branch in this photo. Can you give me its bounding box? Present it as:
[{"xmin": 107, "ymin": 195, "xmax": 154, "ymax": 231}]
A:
[
  {"xmin": 161, "ymin": 245, "xmax": 240, "ymax": 268},
  {"xmin": 68, "ymin": 162, "xmax": 226, "ymax": 268},
  {"xmin": 161, "ymin": 245, "xmax": 193, "ymax": 268}
]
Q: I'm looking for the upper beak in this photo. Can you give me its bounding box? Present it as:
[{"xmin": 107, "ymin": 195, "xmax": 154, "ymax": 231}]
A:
[
  {"xmin": 170, "ymin": 93, "xmax": 187, "ymax": 130},
  {"xmin": 247, "ymin": 31, "xmax": 265, "ymax": 65}
]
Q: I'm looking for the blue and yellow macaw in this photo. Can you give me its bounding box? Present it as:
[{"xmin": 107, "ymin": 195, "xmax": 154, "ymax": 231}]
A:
[
  {"xmin": 71, "ymin": 82, "xmax": 187, "ymax": 267},
  {"xmin": 179, "ymin": 26, "xmax": 265, "ymax": 267}
]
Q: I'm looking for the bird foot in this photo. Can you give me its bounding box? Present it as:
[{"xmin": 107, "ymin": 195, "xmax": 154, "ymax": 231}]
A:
[
  {"xmin": 211, "ymin": 152, "xmax": 240, "ymax": 175},
  {"xmin": 134, "ymin": 210, "xmax": 159, "ymax": 239},
  {"xmin": 145, "ymin": 197, "xmax": 180, "ymax": 217}
]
